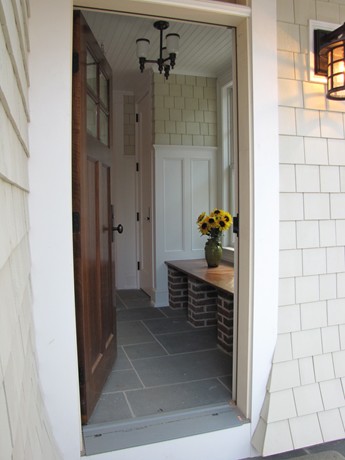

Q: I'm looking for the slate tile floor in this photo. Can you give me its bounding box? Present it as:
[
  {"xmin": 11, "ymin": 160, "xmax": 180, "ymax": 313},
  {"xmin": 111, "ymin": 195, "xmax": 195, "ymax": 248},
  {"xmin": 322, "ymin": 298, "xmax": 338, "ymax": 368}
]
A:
[{"xmin": 88, "ymin": 289, "xmax": 233, "ymax": 425}]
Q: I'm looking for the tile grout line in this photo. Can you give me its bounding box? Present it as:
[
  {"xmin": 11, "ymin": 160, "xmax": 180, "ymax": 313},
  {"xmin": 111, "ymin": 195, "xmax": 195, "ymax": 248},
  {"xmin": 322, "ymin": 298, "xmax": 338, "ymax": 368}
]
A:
[
  {"xmin": 122, "ymin": 391, "xmax": 136, "ymax": 418},
  {"xmin": 139, "ymin": 319, "xmax": 173, "ymax": 356},
  {"xmin": 123, "ymin": 374, "xmax": 233, "ymax": 392},
  {"xmin": 121, "ymin": 345, "xmax": 147, "ymax": 391},
  {"xmin": 216, "ymin": 376, "xmax": 232, "ymax": 394}
]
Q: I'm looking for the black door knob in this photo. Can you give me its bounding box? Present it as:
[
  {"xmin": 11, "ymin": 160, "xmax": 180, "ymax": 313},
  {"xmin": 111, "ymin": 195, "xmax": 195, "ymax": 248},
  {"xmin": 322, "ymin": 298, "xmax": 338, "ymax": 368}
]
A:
[{"xmin": 113, "ymin": 224, "xmax": 123, "ymax": 234}]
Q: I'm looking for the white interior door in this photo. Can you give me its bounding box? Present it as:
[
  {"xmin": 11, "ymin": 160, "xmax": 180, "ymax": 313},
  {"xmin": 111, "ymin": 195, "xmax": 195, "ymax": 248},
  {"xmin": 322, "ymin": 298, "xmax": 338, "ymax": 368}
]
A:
[
  {"xmin": 137, "ymin": 91, "xmax": 153, "ymax": 296},
  {"xmin": 154, "ymin": 145, "xmax": 217, "ymax": 307}
]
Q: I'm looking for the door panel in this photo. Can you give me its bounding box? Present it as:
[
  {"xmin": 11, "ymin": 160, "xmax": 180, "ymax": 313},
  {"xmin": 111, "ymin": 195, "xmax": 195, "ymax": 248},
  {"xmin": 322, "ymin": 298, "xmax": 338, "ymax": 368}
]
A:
[
  {"xmin": 99, "ymin": 164, "xmax": 114, "ymax": 349},
  {"xmin": 72, "ymin": 11, "xmax": 116, "ymax": 424}
]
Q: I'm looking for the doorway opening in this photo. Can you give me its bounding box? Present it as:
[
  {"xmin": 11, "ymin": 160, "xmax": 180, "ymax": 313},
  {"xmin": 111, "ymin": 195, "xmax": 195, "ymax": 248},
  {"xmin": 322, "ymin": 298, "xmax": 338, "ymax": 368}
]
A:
[{"xmin": 73, "ymin": 8, "xmax": 242, "ymax": 455}]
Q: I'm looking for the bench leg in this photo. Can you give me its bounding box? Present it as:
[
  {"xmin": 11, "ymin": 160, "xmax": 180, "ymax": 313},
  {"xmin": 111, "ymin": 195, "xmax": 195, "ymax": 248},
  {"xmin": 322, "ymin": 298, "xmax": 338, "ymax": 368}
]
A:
[
  {"xmin": 217, "ymin": 292, "xmax": 233, "ymax": 354},
  {"xmin": 188, "ymin": 278, "xmax": 217, "ymax": 327},
  {"xmin": 167, "ymin": 267, "xmax": 188, "ymax": 310}
]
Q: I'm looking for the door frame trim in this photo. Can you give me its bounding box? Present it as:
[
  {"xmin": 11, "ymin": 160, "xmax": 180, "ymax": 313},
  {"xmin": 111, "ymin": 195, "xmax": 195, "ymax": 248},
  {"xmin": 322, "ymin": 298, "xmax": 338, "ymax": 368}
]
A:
[
  {"xmin": 28, "ymin": 0, "xmax": 280, "ymax": 456},
  {"xmin": 73, "ymin": 0, "xmax": 254, "ymax": 420},
  {"xmin": 73, "ymin": 0, "xmax": 251, "ymax": 27}
]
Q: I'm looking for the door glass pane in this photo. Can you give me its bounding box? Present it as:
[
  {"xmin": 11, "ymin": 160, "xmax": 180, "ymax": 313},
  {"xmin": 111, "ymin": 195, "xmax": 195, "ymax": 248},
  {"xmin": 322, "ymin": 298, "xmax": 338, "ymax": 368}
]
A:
[
  {"xmin": 100, "ymin": 109, "xmax": 109, "ymax": 146},
  {"xmin": 87, "ymin": 50, "xmax": 97, "ymax": 94},
  {"xmin": 87, "ymin": 95, "xmax": 97, "ymax": 138},
  {"xmin": 100, "ymin": 71, "xmax": 109, "ymax": 109}
]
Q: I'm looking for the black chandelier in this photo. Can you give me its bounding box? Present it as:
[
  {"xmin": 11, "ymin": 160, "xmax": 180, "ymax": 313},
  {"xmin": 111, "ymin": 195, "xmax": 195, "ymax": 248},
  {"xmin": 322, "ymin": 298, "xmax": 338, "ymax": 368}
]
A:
[{"xmin": 136, "ymin": 21, "xmax": 180, "ymax": 80}]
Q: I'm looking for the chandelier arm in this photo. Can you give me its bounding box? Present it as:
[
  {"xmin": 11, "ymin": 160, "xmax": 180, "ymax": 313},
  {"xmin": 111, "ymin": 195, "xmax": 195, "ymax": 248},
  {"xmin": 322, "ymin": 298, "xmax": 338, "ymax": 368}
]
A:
[
  {"xmin": 157, "ymin": 27, "xmax": 164, "ymax": 73},
  {"xmin": 136, "ymin": 20, "xmax": 178, "ymax": 79}
]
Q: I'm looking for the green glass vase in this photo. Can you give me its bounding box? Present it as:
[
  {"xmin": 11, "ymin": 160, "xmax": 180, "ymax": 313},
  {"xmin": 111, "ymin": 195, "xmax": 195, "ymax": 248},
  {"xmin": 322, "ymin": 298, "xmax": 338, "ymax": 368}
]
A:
[{"xmin": 204, "ymin": 238, "xmax": 222, "ymax": 268}]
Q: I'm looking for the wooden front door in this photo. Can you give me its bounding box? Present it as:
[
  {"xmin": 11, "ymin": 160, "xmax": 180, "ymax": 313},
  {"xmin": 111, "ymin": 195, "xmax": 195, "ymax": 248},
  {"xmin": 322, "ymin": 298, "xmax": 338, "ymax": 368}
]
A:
[{"xmin": 72, "ymin": 11, "xmax": 116, "ymax": 424}]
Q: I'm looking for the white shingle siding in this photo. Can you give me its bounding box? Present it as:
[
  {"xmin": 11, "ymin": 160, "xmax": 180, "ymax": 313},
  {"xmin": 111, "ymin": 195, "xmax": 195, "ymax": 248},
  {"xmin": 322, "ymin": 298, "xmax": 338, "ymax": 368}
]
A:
[
  {"xmin": 0, "ymin": 0, "xmax": 59, "ymax": 458},
  {"xmin": 254, "ymin": 0, "xmax": 345, "ymax": 455}
]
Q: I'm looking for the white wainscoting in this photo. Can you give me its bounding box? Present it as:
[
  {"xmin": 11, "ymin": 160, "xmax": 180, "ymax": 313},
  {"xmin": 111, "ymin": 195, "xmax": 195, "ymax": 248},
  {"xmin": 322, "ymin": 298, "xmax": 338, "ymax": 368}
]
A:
[{"xmin": 153, "ymin": 145, "xmax": 217, "ymax": 307}]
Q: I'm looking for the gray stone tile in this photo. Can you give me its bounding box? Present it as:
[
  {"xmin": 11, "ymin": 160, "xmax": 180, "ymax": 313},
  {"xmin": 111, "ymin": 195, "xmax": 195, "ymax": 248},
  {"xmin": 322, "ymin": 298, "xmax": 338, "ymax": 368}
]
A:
[
  {"xmin": 87, "ymin": 289, "xmax": 235, "ymax": 433},
  {"xmin": 218, "ymin": 375, "xmax": 232, "ymax": 392},
  {"xmin": 117, "ymin": 289, "xmax": 149, "ymax": 300},
  {"xmin": 124, "ymin": 341, "xmax": 168, "ymax": 360},
  {"xmin": 143, "ymin": 317, "xmax": 195, "ymax": 335},
  {"xmin": 117, "ymin": 307, "xmax": 165, "ymax": 322},
  {"xmin": 115, "ymin": 298, "xmax": 126, "ymax": 311},
  {"xmin": 117, "ymin": 321, "xmax": 155, "ymax": 346},
  {"xmin": 89, "ymin": 393, "xmax": 133, "ymax": 424},
  {"xmin": 117, "ymin": 290, "xmax": 152, "ymax": 309},
  {"xmin": 249, "ymin": 452, "xmax": 345, "ymax": 460},
  {"xmin": 156, "ymin": 328, "xmax": 217, "ymax": 354},
  {"xmin": 102, "ymin": 370, "xmax": 143, "ymax": 393},
  {"xmin": 158, "ymin": 306, "xmax": 188, "ymax": 318},
  {"xmin": 308, "ymin": 446, "xmax": 345, "ymax": 458},
  {"xmin": 112, "ymin": 347, "xmax": 132, "ymax": 371},
  {"xmin": 126, "ymin": 378, "xmax": 232, "ymax": 417},
  {"xmin": 84, "ymin": 405, "xmax": 245, "ymax": 454},
  {"xmin": 132, "ymin": 349, "xmax": 231, "ymax": 387},
  {"xmin": 124, "ymin": 299, "xmax": 153, "ymax": 309}
]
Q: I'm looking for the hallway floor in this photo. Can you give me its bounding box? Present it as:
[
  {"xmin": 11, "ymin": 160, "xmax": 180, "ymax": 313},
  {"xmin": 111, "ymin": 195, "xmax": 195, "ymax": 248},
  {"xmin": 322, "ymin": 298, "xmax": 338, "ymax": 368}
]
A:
[{"xmin": 88, "ymin": 289, "xmax": 233, "ymax": 424}]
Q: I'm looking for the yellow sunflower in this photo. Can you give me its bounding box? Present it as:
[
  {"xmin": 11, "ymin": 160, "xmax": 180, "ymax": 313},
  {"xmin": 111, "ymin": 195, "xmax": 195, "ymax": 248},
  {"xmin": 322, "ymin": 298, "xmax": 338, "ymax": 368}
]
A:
[
  {"xmin": 196, "ymin": 212, "xmax": 206, "ymax": 224},
  {"xmin": 197, "ymin": 208, "xmax": 232, "ymax": 237}
]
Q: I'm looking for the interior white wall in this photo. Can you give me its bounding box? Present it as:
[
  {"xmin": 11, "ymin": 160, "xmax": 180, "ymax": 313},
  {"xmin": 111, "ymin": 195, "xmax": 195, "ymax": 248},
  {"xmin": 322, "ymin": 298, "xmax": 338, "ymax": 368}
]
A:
[
  {"xmin": 113, "ymin": 91, "xmax": 138, "ymax": 289},
  {"xmin": 113, "ymin": 71, "xmax": 152, "ymax": 290},
  {"xmin": 28, "ymin": 0, "xmax": 82, "ymax": 458}
]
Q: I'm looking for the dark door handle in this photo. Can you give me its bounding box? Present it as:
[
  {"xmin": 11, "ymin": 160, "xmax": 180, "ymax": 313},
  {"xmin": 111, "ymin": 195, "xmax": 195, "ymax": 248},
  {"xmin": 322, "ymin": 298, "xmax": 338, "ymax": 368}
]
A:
[{"xmin": 113, "ymin": 224, "xmax": 123, "ymax": 234}]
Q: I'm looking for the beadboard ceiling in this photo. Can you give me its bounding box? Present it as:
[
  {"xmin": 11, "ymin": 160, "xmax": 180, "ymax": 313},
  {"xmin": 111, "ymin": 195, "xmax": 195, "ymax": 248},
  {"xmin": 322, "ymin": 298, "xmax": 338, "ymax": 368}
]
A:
[{"xmin": 83, "ymin": 10, "xmax": 233, "ymax": 90}]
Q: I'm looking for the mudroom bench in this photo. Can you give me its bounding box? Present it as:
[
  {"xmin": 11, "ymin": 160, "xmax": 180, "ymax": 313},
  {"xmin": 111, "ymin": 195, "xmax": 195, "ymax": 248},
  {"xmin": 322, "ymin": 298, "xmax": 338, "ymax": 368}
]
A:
[{"xmin": 165, "ymin": 259, "xmax": 234, "ymax": 354}]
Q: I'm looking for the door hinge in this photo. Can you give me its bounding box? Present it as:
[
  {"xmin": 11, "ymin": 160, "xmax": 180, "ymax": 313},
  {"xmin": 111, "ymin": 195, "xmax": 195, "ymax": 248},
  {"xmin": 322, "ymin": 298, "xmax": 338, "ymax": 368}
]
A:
[
  {"xmin": 136, "ymin": 162, "xmax": 139, "ymax": 172},
  {"xmin": 233, "ymin": 213, "xmax": 239, "ymax": 236},
  {"xmin": 136, "ymin": 113, "xmax": 139, "ymax": 123},
  {"xmin": 72, "ymin": 211, "xmax": 80, "ymax": 233},
  {"xmin": 137, "ymin": 212, "xmax": 140, "ymax": 222},
  {"xmin": 72, "ymin": 51, "xmax": 79, "ymax": 74},
  {"xmin": 137, "ymin": 261, "xmax": 140, "ymax": 270}
]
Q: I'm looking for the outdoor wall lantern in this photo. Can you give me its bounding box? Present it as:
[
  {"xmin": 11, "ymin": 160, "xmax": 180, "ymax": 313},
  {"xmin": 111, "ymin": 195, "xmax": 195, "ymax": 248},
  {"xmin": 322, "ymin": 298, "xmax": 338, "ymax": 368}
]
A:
[
  {"xmin": 315, "ymin": 22, "xmax": 345, "ymax": 100},
  {"xmin": 136, "ymin": 21, "xmax": 180, "ymax": 80}
]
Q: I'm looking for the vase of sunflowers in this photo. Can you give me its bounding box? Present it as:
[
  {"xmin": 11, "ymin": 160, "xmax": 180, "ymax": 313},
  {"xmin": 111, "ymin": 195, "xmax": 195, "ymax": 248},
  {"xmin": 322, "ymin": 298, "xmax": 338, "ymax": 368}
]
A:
[{"xmin": 196, "ymin": 208, "xmax": 233, "ymax": 267}]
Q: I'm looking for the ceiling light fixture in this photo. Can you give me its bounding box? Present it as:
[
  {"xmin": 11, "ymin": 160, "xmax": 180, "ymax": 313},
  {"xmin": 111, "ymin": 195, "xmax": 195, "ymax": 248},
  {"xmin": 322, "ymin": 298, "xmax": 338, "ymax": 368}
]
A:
[
  {"xmin": 136, "ymin": 20, "xmax": 180, "ymax": 80},
  {"xmin": 314, "ymin": 22, "xmax": 345, "ymax": 100}
]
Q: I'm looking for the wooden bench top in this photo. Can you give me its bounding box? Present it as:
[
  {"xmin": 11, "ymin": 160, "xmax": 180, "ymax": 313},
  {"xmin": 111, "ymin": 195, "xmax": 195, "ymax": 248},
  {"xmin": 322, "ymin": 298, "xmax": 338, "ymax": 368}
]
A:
[{"xmin": 165, "ymin": 259, "xmax": 234, "ymax": 294}]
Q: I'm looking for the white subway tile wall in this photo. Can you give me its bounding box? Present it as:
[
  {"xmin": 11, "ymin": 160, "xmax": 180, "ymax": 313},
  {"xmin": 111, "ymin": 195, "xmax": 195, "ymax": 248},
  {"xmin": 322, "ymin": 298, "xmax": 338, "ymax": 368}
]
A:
[
  {"xmin": 254, "ymin": 0, "xmax": 345, "ymax": 455},
  {"xmin": 152, "ymin": 73, "xmax": 217, "ymax": 146},
  {"xmin": 0, "ymin": 0, "xmax": 60, "ymax": 458}
]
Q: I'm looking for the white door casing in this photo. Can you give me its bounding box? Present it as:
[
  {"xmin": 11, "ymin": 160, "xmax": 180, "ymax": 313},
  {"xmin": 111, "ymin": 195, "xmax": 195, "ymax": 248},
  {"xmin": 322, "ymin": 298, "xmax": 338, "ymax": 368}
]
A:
[
  {"xmin": 137, "ymin": 91, "xmax": 154, "ymax": 297},
  {"xmin": 29, "ymin": 0, "xmax": 280, "ymax": 456}
]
